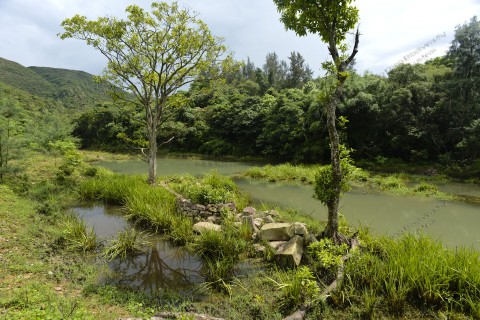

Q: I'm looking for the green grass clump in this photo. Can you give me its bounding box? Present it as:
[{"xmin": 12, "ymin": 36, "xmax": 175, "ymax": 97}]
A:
[
  {"xmin": 78, "ymin": 173, "xmax": 193, "ymax": 243},
  {"xmin": 413, "ymin": 181, "xmax": 439, "ymax": 196},
  {"xmin": 62, "ymin": 211, "xmax": 97, "ymax": 252},
  {"xmin": 169, "ymin": 171, "xmax": 250, "ymax": 209},
  {"xmin": 243, "ymin": 164, "xmax": 318, "ymax": 183},
  {"xmin": 269, "ymin": 266, "xmax": 320, "ymax": 313},
  {"xmin": 342, "ymin": 234, "xmax": 480, "ymax": 317},
  {"xmin": 191, "ymin": 221, "xmax": 252, "ymax": 292},
  {"xmin": 102, "ymin": 228, "xmax": 150, "ymax": 261}
]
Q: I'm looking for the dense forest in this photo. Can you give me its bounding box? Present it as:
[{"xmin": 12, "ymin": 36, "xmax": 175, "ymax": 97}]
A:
[
  {"xmin": 2, "ymin": 17, "xmax": 480, "ymax": 181},
  {"xmin": 71, "ymin": 17, "xmax": 480, "ymax": 170}
]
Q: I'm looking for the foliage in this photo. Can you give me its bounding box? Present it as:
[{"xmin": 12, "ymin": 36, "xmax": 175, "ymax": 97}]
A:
[
  {"xmin": 270, "ymin": 266, "xmax": 320, "ymax": 313},
  {"xmin": 62, "ymin": 211, "xmax": 98, "ymax": 252},
  {"xmin": 314, "ymin": 146, "xmax": 354, "ymax": 206},
  {"xmin": 169, "ymin": 171, "xmax": 249, "ymax": 208},
  {"xmin": 343, "ymin": 234, "xmax": 480, "ymax": 316},
  {"xmin": 60, "ymin": 1, "xmax": 228, "ymax": 184},
  {"xmin": 102, "ymin": 228, "xmax": 150, "ymax": 261},
  {"xmin": 307, "ymin": 238, "xmax": 348, "ymax": 271}
]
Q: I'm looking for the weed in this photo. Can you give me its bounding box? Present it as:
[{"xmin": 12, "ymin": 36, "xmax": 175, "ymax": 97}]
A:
[
  {"xmin": 62, "ymin": 211, "xmax": 98, "ymax": 252},
  {"xmin": 102, "ymin": 228, "xmax": 150, "ymax": 261},
  {"xmin": 269, "ymin": 266, "xmax": 320, "ymax": 313}
]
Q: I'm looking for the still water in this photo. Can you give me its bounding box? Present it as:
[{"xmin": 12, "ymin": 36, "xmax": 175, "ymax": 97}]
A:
[
  {"xmin": 96, "ymin": 158, "xmax": 480, "ymax": 250},
  {"xmin": 72, "ymin": 204, "xmax": 203, "ymax": 293}
]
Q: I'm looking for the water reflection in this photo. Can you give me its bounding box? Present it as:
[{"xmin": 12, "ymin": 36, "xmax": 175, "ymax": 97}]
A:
[
  {"xmin": 107, "ymin": 238, "xmax": 203, "ymax": 293},
  {"xmin": 73, "ymin": 205, "xmax": 203, "ymax": 292}
]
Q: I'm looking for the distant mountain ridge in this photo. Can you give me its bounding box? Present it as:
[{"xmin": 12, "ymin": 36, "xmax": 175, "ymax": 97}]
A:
[{"xmin": 0, "ymin": 57, "xmax": 111, "ymax": 110}]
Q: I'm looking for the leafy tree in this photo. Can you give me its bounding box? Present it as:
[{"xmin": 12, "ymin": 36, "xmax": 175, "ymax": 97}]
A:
[
  {"xmin": 286, "ymin": 51, "xmax": 313, "ymax": 88},
  {"xmin": 60, "ymin": 1, "xmax": 227, "ymax": 183},
  {"xmin": 0, "ymin": 99, "xmax": 25, "ymax": 180},
  {"xmin": 263, "ymin": 52, "xmax": 288, "ymax": 89},
  {"xmin": 274, "ymin": 0, "xmax": 360, "ymax": 240}
]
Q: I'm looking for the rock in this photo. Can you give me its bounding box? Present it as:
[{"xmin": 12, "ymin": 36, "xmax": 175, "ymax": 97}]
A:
[
  {"xmin": 264, "ymin": 215, "xmax": 275, "ymax": 224},
  {"xmin": 199, "ymin": 210, "xmax": 211, "ymax": 218},
  {"xmin": 242, "ymin": 206, "xmax": 257, "ymax": 216},
  {"xmin": 253, "ymin": 243, "xmax": 266, "ymax": 253},
  {"xmin": 193, "ymin": 222, "xmax": 222, "ymax": 233},
  {"xmin": 253, "ymin": 218, "xmax": 264, "ymax": 229},
  {"xmin": 268, "ymin": 241, "xmax": 287, "ymax": 251},
  {"xmin": 242, "ymin": 215, "xmax": 258, "ymax": 233},
  {"xmin": 268, "ymin": 210, "xmax": 280, "ymax": 217},
  {"xmin": 206, "ymin": 216, "xmax": 218, "ymax": 223},
  {"xmin": 234, "ymin": 221, "xmax": 243, "ymax": 228},
  {"xmin": 235, "ymin": 214, "xmax": 243, "ymax": 222},
  {"xmin": 292, "ymin": 222, "xmax": 308, "ymax": 236},
  {"xmin": 304, "ymin": 234, "xmax": 319, "ymax": 246},
  {"xmin": 275, "ymin": 235, "xmax": 304, "ymax": 267},
  {"xmin": 223, "ymin": 202, "xmax": 236, "ymax": 212},
  {"xmin": 258, "ymin": 223, "xmax": 294, "ymax": 241},
  {"xmin": 206, "ymin": 204, "xmax": 218, "ymax": 213},
  {"xmin": 193, "ymin": 204, "xmax": 206, "ymax": 211}
]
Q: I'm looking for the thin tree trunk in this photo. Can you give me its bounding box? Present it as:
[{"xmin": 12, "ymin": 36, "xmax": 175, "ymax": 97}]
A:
[
  {"xmin": 324, "ymin": 83, "xmax": 344, "ymax": 240},
  {"xmin": 147, "ymin": 117, "xmax": 158, "ymax": 184}
]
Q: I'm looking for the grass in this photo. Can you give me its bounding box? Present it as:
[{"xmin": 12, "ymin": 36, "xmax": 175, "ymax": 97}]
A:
[
  {"xmin": 241, "ymin": 163, "xmax": 457, "ymax": 200},
  {"xmin": 340, "ymin": 234, "xmax": 480, "ymax": 317},
  {"xmin": 102, "ymin": 228, "xmax": 150, "ymax": 261},
  {"xmin": 62, "ymin": 211, "xmax": 98, "ymax": 252}
]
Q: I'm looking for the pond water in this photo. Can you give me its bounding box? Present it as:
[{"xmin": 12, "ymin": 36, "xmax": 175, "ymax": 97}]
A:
[
  {"xmin": 72, "ymin": 204, "xmax": 203, "ymax": 293},
  {"xmin": 97, "ymin": 157, "xmax": 252, "ymax": 176},
  {"xmin": 95, "ymin": 158, "xmax": 480, "ymax": 250}
]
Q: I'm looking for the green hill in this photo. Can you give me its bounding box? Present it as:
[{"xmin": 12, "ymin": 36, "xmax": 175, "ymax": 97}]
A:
[
  {"xmin": 0, "ymin": 57, "xmax": 57, "ymax": 99},
  {"xmin": 0, "ymin": 57, "xmax": 111, "ymax": 110},
  {"xmin": 29, "ymin": 66, "xmax": 111, "ymax": 109}
]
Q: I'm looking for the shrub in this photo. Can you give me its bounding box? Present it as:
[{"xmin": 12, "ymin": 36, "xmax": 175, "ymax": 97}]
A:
[
  {"xmin": 62, "ymin": 212, "xmax": 97, "ymax": 252},
  {"xmin": 102, "ymin": 228, "xmax": 150, "ymax": 261}
]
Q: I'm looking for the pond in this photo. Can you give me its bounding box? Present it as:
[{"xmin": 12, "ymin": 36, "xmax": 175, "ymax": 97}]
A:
[
  {"xmin": 96, "ymin": 158, "xmax": 480, "ymax": 250},
  {"xmin": 73, "ymin": 204, "xmax": 203, "ymax": 293}
]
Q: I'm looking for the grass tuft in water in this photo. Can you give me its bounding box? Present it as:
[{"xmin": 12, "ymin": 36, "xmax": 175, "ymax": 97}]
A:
[
  {"xmin": 62, "ymin": 211, "xmax": 97, "ymax": 252},
  {"xmin": 102, "ymin": 228, "xmax": 150, "ymax": 261}
]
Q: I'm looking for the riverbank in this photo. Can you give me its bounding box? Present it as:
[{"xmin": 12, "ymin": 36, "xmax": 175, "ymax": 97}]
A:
[{"xmin": 2, "ymin": 151, "xmax": 479, "ymax": 319}]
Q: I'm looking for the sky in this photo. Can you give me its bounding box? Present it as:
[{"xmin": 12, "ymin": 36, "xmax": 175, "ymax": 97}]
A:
[{"xmin": 0, "ymin": 0, "xmax": 479, "ymax": 77}]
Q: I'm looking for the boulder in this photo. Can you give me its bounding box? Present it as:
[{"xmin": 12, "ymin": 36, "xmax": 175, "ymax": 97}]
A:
[
  {"xmin": 292, "ymin": 222, "xmax": 308, "ymax": 236},
  {"xmin": 242, "ymin": 215, "xmax": 258, "ymax": 232},
  {"xmin": 264, "ymin": 215, "xmax": 275, "ymax": 224},
  {"xmin": 253, "ymin": 218, "xmax": 264, "ymax": 229},
  {"xmin": 258, "ymin": 223, "xmax": 295, "ymax": 241},
  {"xmin": 242, "ymin": 206, "xmax": 257, "ymax": 216},
  {"xmin": 253, "ymin": 243, "xmax": 266, "ymax": 253},
  {"xmin": 268, "ymin": 210, "xmax": 280, "ymax": 217},
  {"xmin": 193, "ymin": 222, "xmax": 222, "ymax": 233},
  {"xmin": 275, "ymin": 235, "xmax": 304, "ymax": 267},
  {"xmin": 268, "ymin": 241, "xmax": 287, "ymax": 251}
]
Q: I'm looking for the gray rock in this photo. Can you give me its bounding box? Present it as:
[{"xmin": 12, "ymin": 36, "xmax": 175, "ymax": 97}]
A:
[
  {"xmin": 242, "ymin": 215, "xmax": 258, "ymax": 232},
  {"xmin": 292, "ymin": 222, "xmax": 308, "ymax": 236},
  {"xmin": 253, "ymin": 243, "xmax": 266, "ymax": 253},
  {"xmin": 253, "ymin": 218, "xmax": 264, "ymax": 229},
  {"xmin": 264, "ymin": 215, "xmax": 275, "ymax": 224},
  {"xmin": 268, "ymin": 210, "xmax": 280, "ymax": 217},
  {"xmin": 199, "ymin": 210, "xmax": 211, "ymax": 218},
  {"xmin": 268, "ymin": 241, "xmax": 287, "ymax": 251},
  {"xmin": 206, "ymin": 216, "xmax": 218, "ymax": 223},
  {"xmin": 258, "ymin": 223, "xmax": 295, "ymax": 241},
  {"xmin": 275, "ymin": 235, "xmax": 304, "ymax": 267},
  {"xmin": 193, "ymin": 222, "xmax": 222, "ymax": 233},
  {"xmin": 242, "ymin": 206, "xmax": 257, "ymax": 216},
  {"xmin": 193, "ymin": 204, "xmax": 206, "ymax": 211}
]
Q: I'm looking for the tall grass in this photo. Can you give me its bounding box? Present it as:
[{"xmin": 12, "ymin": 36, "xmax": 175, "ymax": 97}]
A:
[
  {"xmin": 243, "ymin": 164, "xmax": 318, "ymax": 183},
  {"xmin": 342, "ymin": 234, "xmax": 480, "ymax": 316},
  {"xmin": 102, "ymin": 228, "xmax": 150, "ymax": 261},
  {"xmin": 62, "ymin": 212, "xmax": 97, "ymax": 252},
  {"xmin": 78, "ymin": 173, "xmax": 193, "ymax": 244},
  {"xmin": 168, "ymin": 171, "xmax": 250, "ymax": 209}
]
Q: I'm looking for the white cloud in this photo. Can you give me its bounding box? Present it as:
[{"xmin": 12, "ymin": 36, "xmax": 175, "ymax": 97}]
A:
[{"xmin": 0, "ymin": 0, "xmax": 478, "ymax": 76}]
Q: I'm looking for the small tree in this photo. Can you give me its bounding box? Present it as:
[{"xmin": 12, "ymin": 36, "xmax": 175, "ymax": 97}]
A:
[
  {"xmin": 60, "ymin": 2, "xmax": 227, "ymax": 184},
  {"xmin": 273, "ymin": 0, "xmax": 360, "ymax": 240}
]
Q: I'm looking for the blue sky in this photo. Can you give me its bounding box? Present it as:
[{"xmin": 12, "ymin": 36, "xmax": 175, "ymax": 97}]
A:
[{"xmin": 0, "ymin": 0, "xmax": 479, "ymax": 76}]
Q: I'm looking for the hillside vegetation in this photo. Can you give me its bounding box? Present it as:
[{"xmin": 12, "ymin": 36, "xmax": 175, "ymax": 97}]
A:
[{"xmin": 0, "ymin": 57, "xmax": 110, "ymax": 111}]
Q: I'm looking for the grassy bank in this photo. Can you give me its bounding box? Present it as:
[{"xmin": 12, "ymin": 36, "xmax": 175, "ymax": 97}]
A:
[
  {"xmin": 241, "ymin": 163, "xmax": 458, "ymax": 200},
  {"xmin": 2, "ymin": 150, "xmax": 480, "ymax": 319}
]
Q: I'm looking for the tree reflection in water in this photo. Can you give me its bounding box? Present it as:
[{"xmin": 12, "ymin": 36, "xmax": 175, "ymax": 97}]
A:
[{"xmin": 107, "ymin": 238, "xmax": 204, "ymax": 293}]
